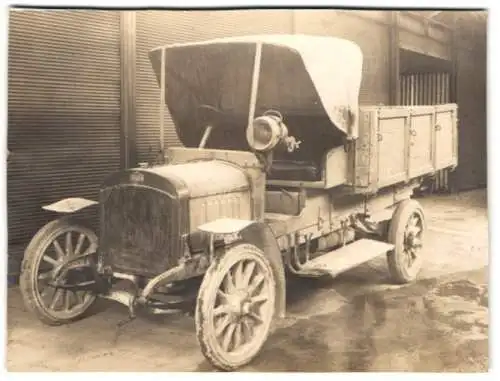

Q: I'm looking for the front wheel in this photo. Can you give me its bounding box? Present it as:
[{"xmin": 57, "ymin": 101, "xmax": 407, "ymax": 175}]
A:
[
  {"xmin": 195, "ymin": 243, "xmax": 276, "ymax": 371},
  {"xmin": 386, "ymin": 199, "xmax": 426, "ymax": 284},
  {"xmin": 19, "ymin": 217, "xmax": 98, "ymax": 326}
]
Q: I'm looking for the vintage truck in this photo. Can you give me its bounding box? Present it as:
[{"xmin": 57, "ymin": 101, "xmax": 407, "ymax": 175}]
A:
[{"xmin": 19, "ymin": 35, "xmax": 458, "ymax": 370}]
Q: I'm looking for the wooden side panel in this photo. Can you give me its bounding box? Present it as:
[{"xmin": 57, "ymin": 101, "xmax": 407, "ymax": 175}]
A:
[
  {"xmin": 324, "ymin": 146, "xmax": 348, "ymax": 188},
  {"xmin": 435, "ymin": 105, "xmax": 458, "ymax": 168},
  {"xmin": 349, "ymin": 104, "xmax": 458, "ymax": 193},
  {"xmin": 377, "ymin": 114, "xmax": 407, "ymax": 187},
  {"xmin": 408, "ymin": 107, "xmax": 435, "ymax": 177},
  {"xmin": 350, "ymin": 109, "xmax": 378, "ymax": 187}
]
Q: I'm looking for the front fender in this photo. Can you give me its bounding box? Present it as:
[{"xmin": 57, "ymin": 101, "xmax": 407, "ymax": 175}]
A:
[
  {"xmin": 198, "ymin": 218, "xmax": 286, "ymax": 319},
  {"xmin": 42, "ymin": 197, "xmax": 98, "ymax": 214}
]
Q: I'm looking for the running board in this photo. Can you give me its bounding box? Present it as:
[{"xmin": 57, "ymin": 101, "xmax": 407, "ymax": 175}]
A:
[{"xmin": 298, "ymin": 239, "xmax": 394, "ymax": 278}]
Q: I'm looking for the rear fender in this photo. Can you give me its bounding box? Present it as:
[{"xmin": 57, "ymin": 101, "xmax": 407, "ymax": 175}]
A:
[
  {"xmin": 197, "ymin": 218, "xmax": 286, "ymax": 318},
  {"xmin": 42, "ymin": 197, "xmax": 99, "ymax": 214}
]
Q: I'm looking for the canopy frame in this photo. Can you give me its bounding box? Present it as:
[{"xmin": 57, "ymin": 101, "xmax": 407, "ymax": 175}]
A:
[
  {"xmin": 247, "ymin": 42, "xmax": 263, "ymax": 137},
  {"xmin": 150, "ymin": 35, "xmax": 364, "ymax": 148}
]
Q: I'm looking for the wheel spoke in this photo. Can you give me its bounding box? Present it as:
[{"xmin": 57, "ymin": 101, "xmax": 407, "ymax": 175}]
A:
[
  {"xmin": 74, "ymin": 290, "xmax": 84, "ymax": 305},
  {"xmin": 406, "ymin": 250, "xmax": 415, "ymax": 267},
  {"xmin": 49, "ymin": 289, "xmax": 63, "ymax": 310},
  {"xmin": 65, "ymin": 232, "xmax": 73, "ymax": 257},
  {"xmin": 213, "ymin": 304, "xmax": 230, "ymax": 317},
  {"xmin": 406, "ymin": 215, "xmax": 418, "ymax": 234},
  {"xmin": 406, "ymin": 226, "xmax": 415, "ymax": 237},
  {"xmin": 223, "ymin": 273, "xmax": 236, "ymax": 294},
  {"xmin": 64, "ymin": 290, "xmax": 72, "ymax": 311},
  {"xmin": 74, "ymin": 234, "xmax": 85, "ymax": 256},
  {"xmin": 234, "ymin": 261, "xmax": 245, "ymax": 289},
  {"xmin": 215, "ymin": 314, "xmax": 231, "ymax": 337},
  {"xmin": 222, "ymin": 323, "xmax": 236, "ymax": 352},
  {"xmin": 53, "ymin": 240, "xmax": 66, "ymax": 260},
  {"xmin": 410, "ymin": 249, "xmax": 417, "ymax": 260},
  {"xmin": 242, "ymin": 261, "xmax": 256, "ymax": 287},
  {"xmin": 233, "ymin": 323, "xmax": 243, "ymax": 349},
  {"xmin": 247, "ymin": 311, "xmax": 263, "ymax": 324},
  {"xmin": 248, "ymin": 273, "xmax": 265, "ymax": 295},
  {"xmin": 250, "ymin": 294, "xmax": 268, "ymax": 306},
  {"xmin": 413, "ymin": 237, "xmax": 423, "ymax": 248},
  {"xmin": 410, "ymin": 215, "xmax": 419, "ymax": 228},
  {"xmin": 241, "ymin": 317, "xmax": 253, "ymax": 342},
  {"xmin": 38, "ymin": 271, "xmax": 53, "ymax": 281},
  {"xmin": 42, "ymin": 255, "xmax": 59, "ymax": 267},
  {"xmin": 408, "ymin": 225, "xmax": 420, "ymax": 237},
  {"xmin": 217, "ymin": 289, "xmax": 230, "ymax": 304}
]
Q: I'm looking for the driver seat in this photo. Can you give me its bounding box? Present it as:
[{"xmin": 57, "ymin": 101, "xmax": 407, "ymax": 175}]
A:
[{"xmin": 268, "ymin": 160, "xmax": 321, "ymax": 182}]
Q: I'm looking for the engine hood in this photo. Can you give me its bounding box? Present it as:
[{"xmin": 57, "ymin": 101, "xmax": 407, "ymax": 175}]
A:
[{"xmin": 102, "ymin": 160, "xmax": 250, "ymax": 199}]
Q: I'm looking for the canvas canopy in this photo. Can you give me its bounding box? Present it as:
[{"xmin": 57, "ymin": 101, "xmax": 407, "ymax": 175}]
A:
[{"xmin": 149, "ymin": 35, "xmax": 363, "ymax": 150}]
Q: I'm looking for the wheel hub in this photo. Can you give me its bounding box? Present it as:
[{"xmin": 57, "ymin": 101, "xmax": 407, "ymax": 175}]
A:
[
  {"xmin": 241, "ymin": 301, "xmax": 251, "ymax": 315},
  {"xmin": 227, "ymin": 291, "xmax": 251, "ymax": 320},
  {"xmin": 405, "ymin": 233, "xmax": 416, "ymax": 248}
]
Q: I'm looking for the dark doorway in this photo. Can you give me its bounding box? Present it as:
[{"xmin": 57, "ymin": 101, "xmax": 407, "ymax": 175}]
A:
[{"xmin": 398, "ymin": 48, "xmax": 453, "ymax": 193}]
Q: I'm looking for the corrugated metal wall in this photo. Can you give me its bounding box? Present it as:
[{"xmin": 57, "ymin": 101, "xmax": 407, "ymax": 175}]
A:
[
  {"xmin": 399, "ymin": 71, "xmax": 452, "ymax": 192},
  {"xmin": 8, "ymin": 10, "xmax": 121, "ymax": 262},
  {"xmin": 135, "ymin": 10, "xmax": 294, "ymax": 163},
  {"xmin": 294, "ymin": 10, "xmax": 391, "ymax": 105}
]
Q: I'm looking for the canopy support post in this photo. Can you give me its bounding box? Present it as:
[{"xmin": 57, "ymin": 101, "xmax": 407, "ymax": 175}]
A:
[
  {"xmin": 159, "ymin": 47, "xmax": 166, "ymax": 161},
  {"xmin": 389, "ymin": 11, "xmax": 400, "ymax": 105},
  {"xmin": 247, "ymin": 42, "xmax": 263, "ymax": 135}
]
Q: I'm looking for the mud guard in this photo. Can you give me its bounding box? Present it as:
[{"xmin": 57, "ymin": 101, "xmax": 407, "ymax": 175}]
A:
[
  {"xmin": 42, "ymin": 197, "xmax": 99, "ymax": 214},
  {"xmin": 197, "ymin": 218, "xmax": 286, "ymax": 319}
]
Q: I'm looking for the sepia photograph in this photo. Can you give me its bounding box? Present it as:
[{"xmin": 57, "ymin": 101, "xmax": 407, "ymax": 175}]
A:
[{"xmin": 4, "ymin": 4, "xmax": 490, "ymax": 373}]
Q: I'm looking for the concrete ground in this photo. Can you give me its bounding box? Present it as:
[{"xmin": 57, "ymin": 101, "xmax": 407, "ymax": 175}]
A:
[{"xmin": 6, "ymin": 189, "xmax": 489, "ymax": 372}]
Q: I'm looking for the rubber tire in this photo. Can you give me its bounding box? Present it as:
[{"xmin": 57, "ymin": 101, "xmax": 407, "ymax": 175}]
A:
[
  {"xmin": 386, "ymin": 199, "xmax": 426, "ymax": 284},
  {"xmin": 195, "ymin": 243, "xmax": 276, "ymax": 371},
  {"xmin": 19, "ymin": 217, "xmax": 98, "ymax": 326}
]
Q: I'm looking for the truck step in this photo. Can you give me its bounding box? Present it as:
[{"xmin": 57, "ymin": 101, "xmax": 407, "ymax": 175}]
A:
[{"xmin": 299, "ymin": 239, "xmax": 395, "ymax": 278}]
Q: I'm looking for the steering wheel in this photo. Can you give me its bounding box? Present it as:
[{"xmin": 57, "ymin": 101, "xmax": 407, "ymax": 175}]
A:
[
  {"xmin": 196, "ymin": 104, "xmax": 224, "ymax": 149},
  {"xmin": 196, "ymin": 104, "xmax": 223, "ymax": 129}
]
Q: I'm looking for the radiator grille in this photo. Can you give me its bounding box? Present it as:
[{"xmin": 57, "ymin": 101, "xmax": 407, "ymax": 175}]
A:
[{"xmin": 100, "ymin": 186, "xmax": 181, "ymax": 276}]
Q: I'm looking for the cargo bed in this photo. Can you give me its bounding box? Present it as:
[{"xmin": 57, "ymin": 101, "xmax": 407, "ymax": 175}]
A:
[
  {"xmin": 266, "ymin": 103, "xmax": 458, "ymax": 192},
  {"xmin": 347, "ymin": 103, "xmax": 458, "ymax": 192}
]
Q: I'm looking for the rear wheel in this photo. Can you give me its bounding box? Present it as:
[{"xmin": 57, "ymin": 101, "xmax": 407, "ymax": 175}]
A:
[
  {"xmin": 19, "ymin": 218, "xmax": 98, "ymax": 326},
  {"xmin": 387, "ymin": 199, "xmax": 426, "ymax": 284},
  {"xmin": 195, "ymin": 243, "xmax": 276, "ymax": 371}
]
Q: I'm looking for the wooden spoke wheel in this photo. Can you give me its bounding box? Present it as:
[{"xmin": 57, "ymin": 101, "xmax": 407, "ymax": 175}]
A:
[
  {"xmin": 195, "ymin": 243, "xmax": 276, "ymax": 371},
  {"xmin": 387, "ymin": 199, "xmax": 426, "ymax": 284},
  {"xmin": 20, "ymin": 218, "xmax": 98, "ymax": 326}
]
